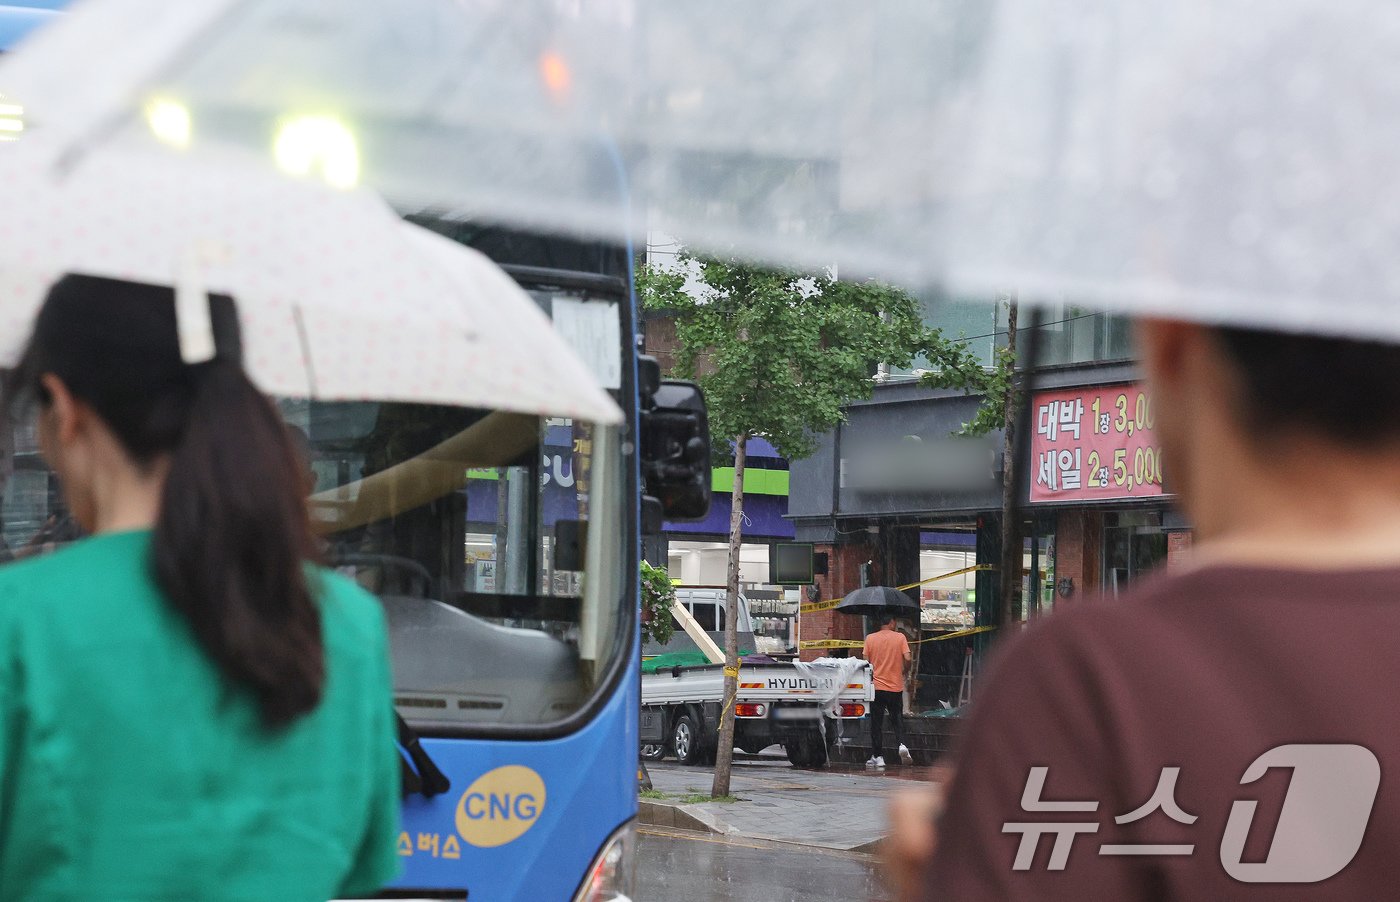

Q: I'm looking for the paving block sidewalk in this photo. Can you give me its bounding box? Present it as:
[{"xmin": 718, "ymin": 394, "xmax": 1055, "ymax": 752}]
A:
[{"xmin": 641, "ymin": 754, "xmax": 939, "ymax": 853}]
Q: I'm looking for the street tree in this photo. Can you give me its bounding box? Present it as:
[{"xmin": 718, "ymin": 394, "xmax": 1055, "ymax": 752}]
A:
[{"xmin": 637, "ymin": 248, "xmax": 927, "ymax": 797}]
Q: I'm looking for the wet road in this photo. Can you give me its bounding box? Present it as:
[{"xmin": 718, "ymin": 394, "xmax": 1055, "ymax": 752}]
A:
[{"xmin": 636, "ymin": 826, "xmax": 892, "ymax": 902}]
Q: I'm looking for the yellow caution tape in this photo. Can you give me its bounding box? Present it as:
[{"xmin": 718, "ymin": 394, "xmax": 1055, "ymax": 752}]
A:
[
  {"xmin": 910, "ymin": 624, "xmax": 997, "ymax": 645},
  {"xmin": 897, "ymin": 564, "xmax": 995, "ymax": 592},
  {"xmin": 799, "ymin": 624, "xmax": 997, "ymax": 651},
  {"xmin": 798, "ymin": 564, "xmax": 996, "ymax": 614},
  {"xmin": 797, "ymin": 639, "xmax": 867, "ymax": 649},
  {"xmin": 718, "ymin": 664, "xmax": 740, "ymax": 730}
]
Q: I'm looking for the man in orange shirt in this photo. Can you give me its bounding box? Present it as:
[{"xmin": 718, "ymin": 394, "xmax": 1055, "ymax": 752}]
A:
[{"xmin": 861, "ymin": 613, "xmax": 913, "ymax": 768}]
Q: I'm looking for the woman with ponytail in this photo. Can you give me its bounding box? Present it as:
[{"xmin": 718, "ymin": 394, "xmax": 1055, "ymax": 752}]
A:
[{"xmin": 0, "ymin": 275, "xmax": 400, "ymax": 900}]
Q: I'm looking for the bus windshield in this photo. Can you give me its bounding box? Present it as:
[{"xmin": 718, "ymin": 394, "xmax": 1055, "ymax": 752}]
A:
[
  {"xmin": 0, "ymin": 398, "xmax": 628, "ymax": 732},
  {"xmin": 291, "ymin": 400, "xmax": 627, "ymax": 730}
]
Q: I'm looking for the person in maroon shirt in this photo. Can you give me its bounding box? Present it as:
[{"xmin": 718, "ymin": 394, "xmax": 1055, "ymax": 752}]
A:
[{"xmin": 888, "ymin": 319, "xmax": 1400, "ymax": 901}]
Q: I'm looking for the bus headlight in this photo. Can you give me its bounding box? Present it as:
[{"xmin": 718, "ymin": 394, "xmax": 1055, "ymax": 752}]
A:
[{"xmin": 573, "ymin": 820, "xmax": 636, "ymax": 902}]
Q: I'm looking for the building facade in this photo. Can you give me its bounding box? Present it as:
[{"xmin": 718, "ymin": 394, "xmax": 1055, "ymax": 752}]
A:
[{"xmin": 788, "ymin": 305, "xmax": 1189, "ymax": 709}]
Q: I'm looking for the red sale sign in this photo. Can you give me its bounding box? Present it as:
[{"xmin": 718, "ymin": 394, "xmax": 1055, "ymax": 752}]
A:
[{"xmin": 1028, "ymin": 383, "xmax": 1168, "ymax": 503}]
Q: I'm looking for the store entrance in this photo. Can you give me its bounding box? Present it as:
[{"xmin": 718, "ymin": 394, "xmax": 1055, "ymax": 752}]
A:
[{"xmin": 1102, "ymin": 511, "xmax": 1168, "ymax": 595}]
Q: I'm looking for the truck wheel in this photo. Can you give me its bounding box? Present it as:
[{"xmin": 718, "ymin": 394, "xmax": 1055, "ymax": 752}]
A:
[
  {"xmin": 640, "ymin": 743, "xmax": 667, "ymax": 761},
  {"xmin": 786, "ymin": 732, "xmax": 828, "ymax": 769},
  {"xmin": 673, "ymin": 713, "xmax": 704, "ymax": 766},
  {"xmin": 784, "ymin": 741, "xmax": 811, "ymax": 768}
]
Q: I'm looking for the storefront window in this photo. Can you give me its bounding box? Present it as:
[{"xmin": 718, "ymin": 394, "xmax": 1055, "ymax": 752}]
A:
[
  {"xmin": 666, "ymin": 539, "xmax": 773, "ymax": 585},
  {"xmin": 1023, "ymin": 532, "xmax": 1056, "ymax": 619},
  {"xmin": 917, "ymin": 544, "xmax": 978, "ymax": 624},
  {"xmin": 746, "ymin": 589, "xmax": 800, "ymax": 655},
  {"xmin": 1102, "ymin": 511, "xmax": 1168, "ymax": 595},
  {"xmin": 911, "ymin": 532, "xmax": 979, "ymax": 711}
]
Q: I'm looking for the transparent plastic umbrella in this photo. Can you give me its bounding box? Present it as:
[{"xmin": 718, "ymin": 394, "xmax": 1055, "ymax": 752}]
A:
[
  {"xmin": 2, "ymin": 0, "xmax": 1394, "ymax": 341},
  {"xmin": 0, "ymin": 142, "xmax": 622, "ymax": 424}
]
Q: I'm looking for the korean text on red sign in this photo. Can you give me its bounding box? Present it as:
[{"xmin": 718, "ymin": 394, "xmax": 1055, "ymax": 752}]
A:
[{"xmin": 1029, "ymin": 383, "xmax": 1166, "ymax": 503}]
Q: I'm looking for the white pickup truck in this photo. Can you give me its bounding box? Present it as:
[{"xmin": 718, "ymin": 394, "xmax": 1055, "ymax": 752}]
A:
[{"xmin": 640, "ymin": 588, "xmax": 873, "ymax": 767}]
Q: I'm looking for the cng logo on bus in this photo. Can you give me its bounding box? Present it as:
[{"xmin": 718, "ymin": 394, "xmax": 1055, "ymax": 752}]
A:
[{"xmin": 454, "ymin": 765, "xmax": 547, "ymax": 848}]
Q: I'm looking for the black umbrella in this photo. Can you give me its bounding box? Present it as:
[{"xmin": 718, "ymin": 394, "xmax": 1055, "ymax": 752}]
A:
[{"xmin": 835, "ymin": 586, "xmax": 918, "ymax": 617}]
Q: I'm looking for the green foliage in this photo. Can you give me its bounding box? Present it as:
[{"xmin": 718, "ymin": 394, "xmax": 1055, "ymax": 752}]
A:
[
  {"xmin": 639, "ymin": 561, "xmax": 677, "ymax": 646},
  {"xmin": 637, "ymin": 249, "xmax": 929, "ymax": 461}
]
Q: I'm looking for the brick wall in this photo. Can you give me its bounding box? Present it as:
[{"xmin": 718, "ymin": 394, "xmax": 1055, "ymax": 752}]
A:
[
  {"xmin": 1166, "ymin": 530, "xmax": 1194, "ymax": 570},
  {"xmin": 641, "ymin": 312, "xmax": 714, "ymax": 378},
  {"xmin": 798, "ymin": 538, "xmax": 879, "ymax": 661},
  {"xmin": 1084, "ymin": 514, "xmax": 1102, "ymax": 595},
  {"xmin": 642, "ymin": 315, "xmax": 682, "ymax": 375},
  {"xmin": 1052, "ymin": 509, "xmax": 1104, "ymax": 602},
  {"xmin": 1054, "ymin": 510, "xmax": 1084, "ymax": 601}
]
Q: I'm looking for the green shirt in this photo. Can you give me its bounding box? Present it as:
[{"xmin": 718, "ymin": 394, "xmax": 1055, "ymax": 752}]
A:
[{"xmin": 0, "ymin": 531, "xmax": 401, "ymax": 901}]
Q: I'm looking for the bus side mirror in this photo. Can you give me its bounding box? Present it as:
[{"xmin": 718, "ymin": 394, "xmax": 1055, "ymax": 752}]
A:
[{"xmin": 640, "ymin": 359, "xmax": 712, "ymax": 525}]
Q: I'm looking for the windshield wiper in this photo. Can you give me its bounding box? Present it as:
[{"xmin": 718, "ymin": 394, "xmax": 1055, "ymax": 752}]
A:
[{"xmin": 397, "ymin": 713, "xmax": 451, "ymax": 798}]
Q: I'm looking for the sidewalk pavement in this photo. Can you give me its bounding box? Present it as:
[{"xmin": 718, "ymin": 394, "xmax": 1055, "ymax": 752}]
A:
[{"xmin": 639, "ymin": 750, "xmax": 941, "ymax": 854}]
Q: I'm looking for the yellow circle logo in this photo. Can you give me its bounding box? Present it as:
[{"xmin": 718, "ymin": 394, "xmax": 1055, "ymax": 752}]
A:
[{"xmin": 454, "ymin": 765, "xmax": 547, "ymax": 848}]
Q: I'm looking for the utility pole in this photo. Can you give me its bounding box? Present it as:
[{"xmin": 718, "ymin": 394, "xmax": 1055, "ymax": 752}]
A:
[{"xmin": 998, "ymin": 301, "xmax": 1023, "ymax": 630}]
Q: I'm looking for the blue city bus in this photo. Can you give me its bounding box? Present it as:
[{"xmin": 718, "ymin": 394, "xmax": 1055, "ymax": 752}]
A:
[
  {"xmin": 0, "ymin": 13, "xmax": 712, "ymax": 900},
  {"xmin": 344, "ymin": 225, "xmax": 711, "ymax": 901}
]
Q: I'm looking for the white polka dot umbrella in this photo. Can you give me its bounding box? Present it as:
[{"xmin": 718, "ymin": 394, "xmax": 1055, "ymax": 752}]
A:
[{"xmin": 0, "ymin": 144, "xmax": 622, "ymax": 425}]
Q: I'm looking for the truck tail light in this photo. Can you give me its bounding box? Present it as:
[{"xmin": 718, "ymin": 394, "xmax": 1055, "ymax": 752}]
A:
[
  {"xmin": 735, "ymin": 703, "xmax": 767, "ymax": 718},
  {"xmin": 839, "ymin": 703, "xmax": 865, "ymax": 718}
]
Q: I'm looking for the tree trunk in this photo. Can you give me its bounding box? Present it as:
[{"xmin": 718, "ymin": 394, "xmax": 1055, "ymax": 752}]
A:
[
  {"xmin": 711, "ymin": 432, "xmax": 748, "ymax": 798},
  {"xmin": 999, "ymin": 302, "xmax": 1023, "ymax": 631}
]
